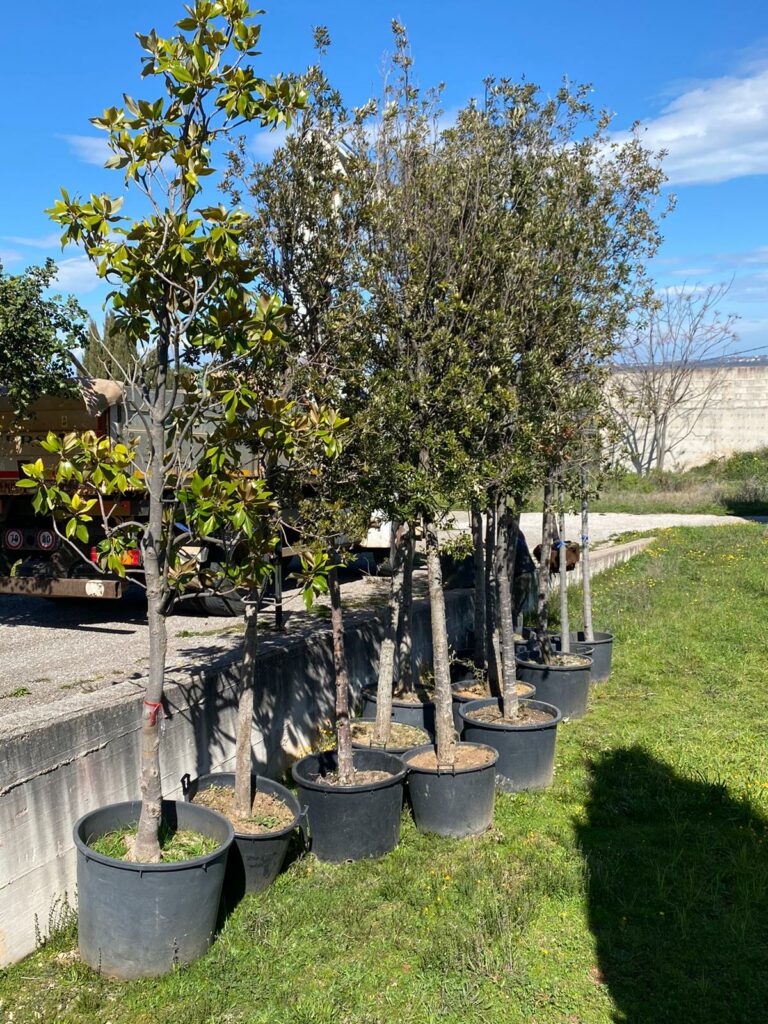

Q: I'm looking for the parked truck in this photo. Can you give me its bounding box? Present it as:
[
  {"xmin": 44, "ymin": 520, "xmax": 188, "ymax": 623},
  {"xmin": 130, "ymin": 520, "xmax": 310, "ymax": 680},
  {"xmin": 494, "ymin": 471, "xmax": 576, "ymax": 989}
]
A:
[{"xmin": 0, "ymin": 389, "xmax": 394, "ymax": 609}]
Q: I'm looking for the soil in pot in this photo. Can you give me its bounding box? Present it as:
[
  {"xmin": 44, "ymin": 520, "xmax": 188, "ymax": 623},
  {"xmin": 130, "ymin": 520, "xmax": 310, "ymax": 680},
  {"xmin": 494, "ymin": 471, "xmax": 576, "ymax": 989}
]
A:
[
  {"xmin": 407, "ymin": 744, "xmax": 495, "ymax": 771},
  {"xmin": 464, "ymin": 702, "xmax": 552, "ymax": 727},
  {"xmin": 401, "ymin": 741, "xmax": 498, "ymax": 838},
  {"xmin": 317, "ymin": 768, "xmax": 393, "ymax": 786},
  {"xmin": 193, "ymin": 785, "xmax": 294, "ymax": 835},
  {"xmin": 452, "ymin": 680, "xmax": 535, "ymax": 735},
  {"xmin": 351, "ymin": 719, "xmax": 430, "ymax": 752},
  {"xmin": 546, "ymin": 653, "xmax": 591, "ymax": 669},
  {"xmin": 459, "ymin": 698, "xmax": 561, "ymax": 793}
]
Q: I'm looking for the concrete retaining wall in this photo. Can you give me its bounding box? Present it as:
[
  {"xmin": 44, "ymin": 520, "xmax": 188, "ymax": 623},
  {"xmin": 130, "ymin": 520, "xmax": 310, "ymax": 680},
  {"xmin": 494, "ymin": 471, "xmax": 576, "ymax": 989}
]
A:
[
  {"xmin": 611, "ymin": 363, "xmax": 768, "ymax": 470},
  {"xmin": 0, "ymin": 591, "xmax": 473, "ymax": 967}
]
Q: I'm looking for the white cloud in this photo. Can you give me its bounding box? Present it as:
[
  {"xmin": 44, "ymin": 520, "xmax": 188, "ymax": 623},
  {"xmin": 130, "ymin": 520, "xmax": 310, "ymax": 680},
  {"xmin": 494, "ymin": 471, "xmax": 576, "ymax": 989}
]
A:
[
  {"xmin": 727, "ymin": 271, "xmax": 768, "ymax": 303},
  {"xmin": 612, "ymin": 64, "xmax": 768, "ymax": 185},
  {"xmin": 0, "ymin": 248, "xmax": 22, "ymax": 265},
  {"xmin": 59, "ymin": 133, "xmax": 111, "ymax": 166},
  {"xmin": 249, "ymin": 124, "xmax": 289, "ymax": 161},
  {"xmin": 53, "ymin": 256, "xmax": 102, "ymax": 295},
  {"xmin": 669, "ymin": 266, "xmax": 714, "ymax": 277},
  {"xmin": 2, "ymin": 232, "xmax": 61, "ymax": 249}
]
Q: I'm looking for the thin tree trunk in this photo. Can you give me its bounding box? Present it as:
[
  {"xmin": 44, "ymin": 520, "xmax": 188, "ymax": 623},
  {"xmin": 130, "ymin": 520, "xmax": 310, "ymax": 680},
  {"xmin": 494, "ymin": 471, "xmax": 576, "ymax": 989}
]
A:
[
  {"xmin": 471, "ymin": 504, "xmax": 485, "ymax": 669},
  {"xmin": 398, "ymin": 523, "xmax": 415, "ymax": 693},
  {"xmin": 581, "ymin": 466, "xmax": 595, "ymax": 642},
  {"xmin": 494, "ymin": 497, "xmax": 519, "ymax": 720},
  {"xmin": 234, "ymin": 596, "xmax": 258, "ymax": 818},
  {"xmin": 484, "ymin": 500, "xmax": 500, "ymax": 689},
  {"xmin": 424, "ymin": 516, "xmax": 456, "ymax": 768},
  {"xmin": 373, "ymin": 522, "xmax": 408, "ymax": 746},
  {"xmin": 329, "ymin": 565, "xmax": 354, "ymax": 784},
  {"xmin": 507, "ymin": 506, "xmax": 521, "ymax": 632},
  {"xmin": 133, "ymin": 407, "xmax": 167, "ymax": 863},
  {"xmin": 535, "ymin": 476, "xmax": 555, "ymax": 665},
  {"xmin": 558, "ymin": 481, "xmax": 571, "ymax": 654}
]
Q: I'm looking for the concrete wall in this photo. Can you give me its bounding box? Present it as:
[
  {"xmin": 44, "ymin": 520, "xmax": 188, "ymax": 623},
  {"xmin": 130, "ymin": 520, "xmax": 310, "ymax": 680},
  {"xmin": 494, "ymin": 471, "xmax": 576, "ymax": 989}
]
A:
[
  {"xmin": 611, "ymin": 363, "xmax": 768, "ymax": 470},
  {"xmin": 0, "ymin": 592, "xmax": 473, "ymax": 967}
]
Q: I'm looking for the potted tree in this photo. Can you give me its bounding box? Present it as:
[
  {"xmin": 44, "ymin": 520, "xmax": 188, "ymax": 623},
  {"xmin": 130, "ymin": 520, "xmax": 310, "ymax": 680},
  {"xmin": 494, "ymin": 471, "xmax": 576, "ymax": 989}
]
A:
[
  {"xmin": 357, "ymin": 28, "xmax": 503, "ymax": 838},
  {"xmin": 25, "ymin": 1, "xmax": 306, "ymax": 977}
]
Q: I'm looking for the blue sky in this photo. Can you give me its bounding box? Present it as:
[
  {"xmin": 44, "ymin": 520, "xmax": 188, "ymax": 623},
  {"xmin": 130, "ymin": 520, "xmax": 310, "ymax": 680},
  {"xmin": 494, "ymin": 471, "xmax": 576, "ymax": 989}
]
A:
[{"xmin": 1, "ymin": 1, "xmax": 766, "ymax": 354}]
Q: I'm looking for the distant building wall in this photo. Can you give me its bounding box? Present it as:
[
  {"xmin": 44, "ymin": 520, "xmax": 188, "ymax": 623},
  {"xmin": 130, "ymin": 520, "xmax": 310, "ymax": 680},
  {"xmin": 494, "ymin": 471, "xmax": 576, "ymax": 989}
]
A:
[{"xmin": 611, "ymin": 363, "xmax": 768, "ymax": 470}]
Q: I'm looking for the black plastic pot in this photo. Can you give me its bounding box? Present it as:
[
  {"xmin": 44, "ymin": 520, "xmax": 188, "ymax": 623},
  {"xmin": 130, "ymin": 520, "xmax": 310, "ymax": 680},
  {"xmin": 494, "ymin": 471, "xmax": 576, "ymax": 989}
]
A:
[
  {"xmin": 401, "ymin": 742, "xmax": 498, "ymax": 837},
  {"xmin": 571, "ymin": 630, "xmax": 614, "ymax": 682},
  {"xmin": 459, "ymin": 698, "xmax": 561, "ymax": 792},
  {"xmin": 360, "ymin": 686, "xmax": 435, "ymax": 737},
  {"xmin": 292, "ymin": 748, "xmax": 407, "ymax": 862},
  {"xmin": 350, "ymin": 717, "xmax": 431, "ymax": 754},
  {"xmin": 184, "ymin": 772, "xmax": 300, "ymax": 899},
  {"xmin": 451, "ymin": 680, "xmax": 536, "ymax": 735},
  {"xmin": 74, "ymin": 799, "xmax": 234, "ymax": 979},
  {"xmin": 516, "ymin": 654, "xmax": 591, "ymax": 719}
]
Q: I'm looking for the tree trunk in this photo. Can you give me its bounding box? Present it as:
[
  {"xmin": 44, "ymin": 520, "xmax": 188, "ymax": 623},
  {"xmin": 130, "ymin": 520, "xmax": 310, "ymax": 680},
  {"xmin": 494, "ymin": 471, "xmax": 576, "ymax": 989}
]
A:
[
  {"xmin": 398, "ymin": 523, "xmax": 415, "ymax": 693},
  {"xmin": 424, "ymin": 516, "xmax": 456, "ymax": 768},
  {"xmin": 373, "ymin": 522, "xmax": 408, "ymax": 746},
  {"xmin": 535, "ymin": 476, "xmax": 555, "ymax": 664},
  {"xmin": 234, "ymin": 597, "xmax": 258, "ymax": 818},
  {"xmin": 329, "ymin": 565, "xmax": 354, "ymax": 784},
  {"xmin": 558, "ymin": 482, "xmax": 571, "ymax": 654},
  {"xmin": 133, "ymin": 406, "xmax": 167, "ymax": 864},
  {"xmin": 470, "ymin": 504, "xmax": 485, "ymax": 669},
  {"xmin": 484, "ymin": 500, "xmax": 500, "ymax": 688},
  {"xmin": 581, "ymin": 467, "xmax": 595, "ymax": 643},
  {"xmin": 507, "ymin": 506, "xmax": 521, "ymax": 632},
  {"xmin": 494, "ymin": 497, "xmax": 519, "ymax": 720}
]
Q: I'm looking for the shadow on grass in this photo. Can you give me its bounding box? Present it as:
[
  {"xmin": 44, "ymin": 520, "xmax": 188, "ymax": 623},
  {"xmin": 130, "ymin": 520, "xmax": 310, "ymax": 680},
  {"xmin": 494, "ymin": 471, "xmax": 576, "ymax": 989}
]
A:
[{"xmin": 576, "ymin": 747, "xmax": 768, "ymax": 1024}]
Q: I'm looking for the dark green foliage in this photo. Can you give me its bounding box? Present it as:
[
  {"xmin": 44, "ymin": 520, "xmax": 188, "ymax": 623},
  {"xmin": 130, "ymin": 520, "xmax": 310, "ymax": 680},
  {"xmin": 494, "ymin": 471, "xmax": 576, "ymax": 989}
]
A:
[
  {"xmin": 0, "ymin": 258, "xmax": 85, "ymax": 414},
  {"xmin": 82, "ymin": 313, "xmax": 137, "ymax": 379}
]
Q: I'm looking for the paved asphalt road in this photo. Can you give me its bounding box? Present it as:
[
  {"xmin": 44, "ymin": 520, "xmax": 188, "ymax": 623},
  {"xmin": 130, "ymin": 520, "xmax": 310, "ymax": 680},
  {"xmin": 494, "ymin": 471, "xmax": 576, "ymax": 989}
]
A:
[{"xmin": 1, "ymin": 512, "xmax": 764, "ymax": 712}]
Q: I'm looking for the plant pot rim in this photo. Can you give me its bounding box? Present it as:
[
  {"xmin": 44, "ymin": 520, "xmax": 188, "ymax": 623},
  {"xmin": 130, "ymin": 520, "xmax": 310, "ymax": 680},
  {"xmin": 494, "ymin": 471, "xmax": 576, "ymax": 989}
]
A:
[
  {"xmin": 292, "ymin": 749, "xmax": 408, "ymax": 794},
  {"xmin": 192, "ymin": 772, "xmax": 301, "ymax": 840},
  {"xmin": 350, "ymin": 717, "xmax": 431, "ymax": 753},
  {"xmin": 73, "ymin": 799, "xmax": 235, "ymax": 874},
  {"xmin": 362, "ymin": 685, "xmax": 435, "ymax": 707},
  {"xmin": 515, "ymin": 655, "xmax": 592, "ymax": 672},
  {"xmin": 400, "ymin": 741, "xmax": 498, "ymax": 775},
  {"xmin": 570, "ymin": 630, "xmax": 614, "ymax": 645},
  {"xmin": 459, "ymin": 697, "xmax": 562, "ymax": 732}
]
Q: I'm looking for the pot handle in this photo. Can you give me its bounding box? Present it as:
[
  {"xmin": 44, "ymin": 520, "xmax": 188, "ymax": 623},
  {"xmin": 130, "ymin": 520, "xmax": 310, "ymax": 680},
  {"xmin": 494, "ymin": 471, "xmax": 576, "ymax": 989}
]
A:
[{"xmin": 298, "ymin": 804, "xmax": 310, "ymax": 846}]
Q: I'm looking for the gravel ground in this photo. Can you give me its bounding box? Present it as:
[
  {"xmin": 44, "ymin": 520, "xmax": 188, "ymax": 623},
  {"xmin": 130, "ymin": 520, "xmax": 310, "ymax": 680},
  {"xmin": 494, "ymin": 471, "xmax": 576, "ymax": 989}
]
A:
[{"xmin": 1, "ymin": 511, "xmax": 763, "ymax": 712}]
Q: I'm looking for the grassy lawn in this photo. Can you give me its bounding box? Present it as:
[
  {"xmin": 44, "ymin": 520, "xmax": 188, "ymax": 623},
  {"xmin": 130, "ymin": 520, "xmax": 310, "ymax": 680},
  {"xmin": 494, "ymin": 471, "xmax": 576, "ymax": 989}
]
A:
[
  {"xmin": 3, "ymin": 524, "xmax": 768, "ymax": 1023},
  {"xmin": 589, "ymin": 448, "xmax": 768, "ymax": 516}
]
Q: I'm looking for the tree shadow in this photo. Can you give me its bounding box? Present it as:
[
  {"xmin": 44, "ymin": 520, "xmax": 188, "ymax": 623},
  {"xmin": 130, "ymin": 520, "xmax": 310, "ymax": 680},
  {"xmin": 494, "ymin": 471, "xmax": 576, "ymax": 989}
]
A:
[{"xmin": 576, "ymin": 747, "xmax": 768, "ymax": 1024}]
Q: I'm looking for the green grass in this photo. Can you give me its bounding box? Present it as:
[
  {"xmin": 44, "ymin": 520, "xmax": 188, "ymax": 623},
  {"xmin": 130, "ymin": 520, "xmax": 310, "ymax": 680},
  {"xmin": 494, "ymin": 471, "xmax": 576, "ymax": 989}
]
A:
[
  {"xmin": 0, "ymin": 686, "xmax": 30, "ymax": 699},
  {"xmin": 90, "ymin": 822, "xmax": 219, "ymax": 863},
  {"xmin": 3, "ymin": 524, "xmax": 768, "ymax": 1023},
  {"xmin": 591, "ymin": 447, "xmax": 768, "ymax": 515}
]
